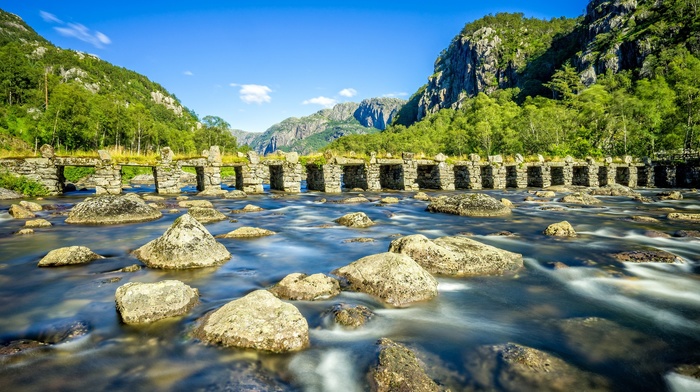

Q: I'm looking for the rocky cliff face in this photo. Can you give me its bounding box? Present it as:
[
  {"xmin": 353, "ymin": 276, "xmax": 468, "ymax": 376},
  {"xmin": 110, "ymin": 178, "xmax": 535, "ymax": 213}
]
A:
[
  {"xmin": 243, "ymin": 98, "xmax": 405, "ymax": 155},
  {"xmin": 355, "ymin": 98, "xmax": 405, "ymax": 129}
]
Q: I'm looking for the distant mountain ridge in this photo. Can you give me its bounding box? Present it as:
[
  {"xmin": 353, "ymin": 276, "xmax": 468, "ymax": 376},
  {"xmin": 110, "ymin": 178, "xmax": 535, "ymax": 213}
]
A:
[{"xmin": 239, "ymin": 97, "xmax": 405, "ymax": 155}]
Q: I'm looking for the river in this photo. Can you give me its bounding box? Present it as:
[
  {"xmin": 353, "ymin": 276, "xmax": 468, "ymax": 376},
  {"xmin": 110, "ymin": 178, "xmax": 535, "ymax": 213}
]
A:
[{"xmin": 0, "ymin": 185, "xmax": 698, "ymax": 391}]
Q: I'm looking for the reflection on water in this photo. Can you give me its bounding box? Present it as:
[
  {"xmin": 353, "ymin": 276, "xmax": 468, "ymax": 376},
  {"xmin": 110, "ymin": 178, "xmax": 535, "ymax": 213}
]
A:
[{"xmin": 0, "ymin": 187, "xmax": 699, "ymax": 391}]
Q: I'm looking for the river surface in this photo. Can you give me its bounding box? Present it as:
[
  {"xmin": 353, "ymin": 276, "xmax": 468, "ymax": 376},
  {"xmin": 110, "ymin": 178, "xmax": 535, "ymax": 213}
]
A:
[{"xmin": 0, "ymin": 184, "xmax": 699, "ymax": 391}]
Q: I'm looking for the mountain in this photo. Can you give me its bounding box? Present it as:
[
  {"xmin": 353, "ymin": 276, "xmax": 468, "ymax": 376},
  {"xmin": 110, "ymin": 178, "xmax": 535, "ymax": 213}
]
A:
[
  {"xmin": 0, "ymin": 9, "xmax": 233, "ymax": 155},
  {"xmin": 241, "ymin": 98, "xmax": 405, "ymax": 155},
  {"xmin": 330, "ymin": 0, "xmax": 700, "ymax": 159}
]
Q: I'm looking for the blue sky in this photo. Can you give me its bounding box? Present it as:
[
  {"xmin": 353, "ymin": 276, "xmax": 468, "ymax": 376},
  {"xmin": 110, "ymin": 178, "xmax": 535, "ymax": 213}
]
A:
[{"xmin": 2, "ymin": 1, "xmax": 588, "ymax": 133}]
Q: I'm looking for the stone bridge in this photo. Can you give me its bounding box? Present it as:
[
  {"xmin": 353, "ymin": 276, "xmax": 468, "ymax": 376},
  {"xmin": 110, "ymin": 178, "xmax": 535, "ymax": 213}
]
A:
[{"xmin": 1, "ymin": 145, "xmax": 698, "ymax": 195}]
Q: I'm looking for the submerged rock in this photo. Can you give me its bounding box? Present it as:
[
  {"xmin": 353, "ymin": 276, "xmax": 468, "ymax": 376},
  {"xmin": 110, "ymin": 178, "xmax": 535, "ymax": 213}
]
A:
[
  {"xmin": 38, "ymin": 246, "xmax": 104, "ymax": 267},
  {"xmin": 187, "ymin": 206, "xmax": 227, "ymax": 223},
  {"xmin": 9, "ymin": 204, "xmax": 35, "ymax": 219},
  {"xmin": 332, "ymin": 304, "xmax": 375, "ymax": 328},
  {"xmin": 217, "ymin": 226, "xmax": 276, "ymax": 238},
  {"xmin": 388, "ymin": 234, "xmax": 523, "ymax": 277},
  {"xmin": 673, "ymin": 230, "xmax": 700, "ymax": 238},
  {"xmin": 656, "ymin": 190, "xmax": 683, "ymax": 201},
  {"xmin": 427, "ymin": 193, "xmax": 511, "ymax": 217},
  {"xmin": 379, "ymin": 197, "xmax": 400, "ymax": 204},
  {"xmin": 560, "ymin": 192, "xmax": 601, "ymax": 205},
  {"xmin": 611, "ymin": 248, "xmax": 682, "ymax": 263},
  {"xmin": 132, "ymin": 213, "xmax": 231, "ymax": 269},
  {"xmin": 15, "ymin": 228, "xmax": 34, "ymax": 235},
  {"xmin": 370, "ymin": 338, "xmax": 441, "ymax": 392},
  {"xmin": 334, "ymin": 212, "xmax": 374, "ymax": 228},
  {"xmin": 115, "ymin": 280, "xmax": 199, "ymax": 324},
  {"xmin": 339, "ymin": 196, "xmax": 370, "ymax": 204},
  {"xmin": 544, "ymin": 221, "xmax": 577, "ymax": 237},
  {"xmin": 268, "ymin": 273, "xmax": 340, "ymax": 300},
  {"xmin": 333, "ymin": 252, "xmax": 438, "ymax": 307},
  {"xmin": 195, "ymin": 290, "xmax": 309, "ymax": 353},
  {"xmin": 65, "ymin": 194, "xmax": 162, "ymax": 225},
  {"xmin": 464, "ymin": 342, "xmax": 610, "ymax": 391},
  {"xmin": 629, "ymin": 215, "xmax": 660, "ymax": 223}
]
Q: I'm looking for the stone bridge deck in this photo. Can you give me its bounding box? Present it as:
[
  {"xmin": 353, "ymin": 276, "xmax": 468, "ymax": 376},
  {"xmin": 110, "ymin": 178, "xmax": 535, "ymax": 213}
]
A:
[{"xmin": 1, "ymin": 145, "xmax": 697, "ymax": 195}]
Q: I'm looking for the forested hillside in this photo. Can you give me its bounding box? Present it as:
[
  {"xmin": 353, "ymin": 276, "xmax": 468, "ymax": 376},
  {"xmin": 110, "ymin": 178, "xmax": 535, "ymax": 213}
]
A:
[
  {"xmin": 0, "ymin": 9, "xmax": 237, "ymax": 155},
  {"xmin": 330, "ymin": 0, "xmax": 700, "ymax": 159}
]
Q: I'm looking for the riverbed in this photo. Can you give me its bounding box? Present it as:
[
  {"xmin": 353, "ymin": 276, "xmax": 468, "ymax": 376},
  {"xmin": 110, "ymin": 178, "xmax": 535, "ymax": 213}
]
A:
[{"xmin": 0, "ymin": 185, "xmax": 699, "ymax": 391}]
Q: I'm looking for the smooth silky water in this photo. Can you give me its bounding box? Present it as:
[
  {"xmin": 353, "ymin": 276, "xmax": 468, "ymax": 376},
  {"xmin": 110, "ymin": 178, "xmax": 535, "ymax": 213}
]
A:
[{"xmin": 0, "ymin": 185, "xmax": 699, "ymax": 391}]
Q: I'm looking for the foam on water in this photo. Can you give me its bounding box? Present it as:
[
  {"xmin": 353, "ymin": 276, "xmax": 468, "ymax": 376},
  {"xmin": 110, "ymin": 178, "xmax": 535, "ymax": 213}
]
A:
[
  {"xmin": 288, "ymin": 349, "xmax": 363, "ymax": 392},
  {"xmin": 665, "ymin": 372, "xmax": 700, "ymax": 392}
]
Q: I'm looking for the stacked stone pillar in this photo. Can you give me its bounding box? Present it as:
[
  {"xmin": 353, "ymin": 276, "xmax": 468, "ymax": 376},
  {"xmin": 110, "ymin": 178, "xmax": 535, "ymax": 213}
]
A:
[
  {"xmin": 154, "ymin": 147, "xmax": 181, "ymax": 194},
  {"xmin": 93, "ymin": 149, "xmax": 122, "ymax": 195}
]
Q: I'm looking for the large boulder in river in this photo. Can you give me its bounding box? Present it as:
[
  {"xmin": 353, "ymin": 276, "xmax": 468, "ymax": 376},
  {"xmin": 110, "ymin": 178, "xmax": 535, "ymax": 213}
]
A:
[
  {"xmin": 132, "ymin": 213, "xmax": 231, "ymax": 269},
  {"xmin": 333, "ymin": 252, "xmax": 438, "ymax": 307},
  {"xmin": 370, "ymin": 338, "xmax": 441, "ymax": 392},
  {"xmin": 427, "ymin": 193, "xmax": 511, "ymax": 217},
  {"xmin": 334, "ymin": 212, "xmax": 374, "ymax": 228},
  {"xmin": 268, "ymin": 273, "xmax": 340, "ymax": 301},
  {"xmin": 38, "ymin": 246, "xmax": 104, "ymax": 267},
  {"xmin": 195, "ymin": 290, "xmax": 309, "ymax": 353},
  {"xmin": 115, "ymin": 280, "xmax": 199, "ymax": 324},
  {"xmin": 464, "ymin": 342, "xmax": 610, "ymax": 391},
  {"xmin": 65, "ymin": 194, "xmax": 162, "ymax": 225},
  {"xmin": 388, "ymin": 234, "xmax": 523, "ymax": 277}
]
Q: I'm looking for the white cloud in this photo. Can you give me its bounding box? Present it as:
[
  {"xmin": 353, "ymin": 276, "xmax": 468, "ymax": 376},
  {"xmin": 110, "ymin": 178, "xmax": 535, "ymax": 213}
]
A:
[
  {"xmin": 302, "ymin": 96, "xmax": 337, "ymax": 108},
  {"xmin": 51, "ymin": 19, "xmax": 111, "ymax": 48},
  {"xmin": 339, "ymin": 88, "xmax": 357, "ymax": 98},
  {"xmin": 231, "ymin": 83, "xmax": 272, "ymax": 104},
  {"xmin": 40, "ymin": 11, "xmax": 62, "ymax": 24},
  {"xmin": 183, "ymin": 70, "xmax": 194, "ymax": 76},
  {"xmin": 382, "ymin": 92, "xmax": 409, "ymax": 98}
]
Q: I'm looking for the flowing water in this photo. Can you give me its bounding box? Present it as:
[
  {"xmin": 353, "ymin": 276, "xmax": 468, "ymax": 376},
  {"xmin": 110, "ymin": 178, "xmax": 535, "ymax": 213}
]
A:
[{"xmin": 0, "ymin": 185, "xmax": 699, "ymax": 391}]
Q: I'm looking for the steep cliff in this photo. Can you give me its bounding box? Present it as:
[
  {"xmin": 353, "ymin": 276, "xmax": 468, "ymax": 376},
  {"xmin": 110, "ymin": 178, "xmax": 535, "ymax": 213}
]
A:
[
  {"xmin": 244, "ymin": 98, "xmax": 405, "ymax": 155},
  {"xmin": 414, "ymin": 13, "xmax": 579, "ymax": 121}
]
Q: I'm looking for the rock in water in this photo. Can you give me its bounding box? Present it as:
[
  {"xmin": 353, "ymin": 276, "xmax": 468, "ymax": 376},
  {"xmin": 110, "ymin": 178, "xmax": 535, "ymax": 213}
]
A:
[
  {"xmin": 388, "ymin": 234, "xmax": 523, "ymax": 276},
  {"xmin": 19, "ymin": 200, "xmax": 42, "ymax": 212},
  {"xmin": 544, "ymin": 221, "xmax": 577, "ymax": 237},
  {"xmin": 224, "ymin": 190, "xmax": 247, "ymax": 199},
  {"xmin": 464, "ymin": 342, "xmax": 610, "ymax": 391},
  {"xmin": 333, "ymin": 252, "xmax": 438, "ymax": 307},
  {"xmin": 115, "ymin": 280, "xmax": 199, "ymax": 324},
  {"xmin": 0, "ymin": 187, "xmax": 23, "ymax": 200},
  {"xmin": 332, "ymin": 304, "xmax": 375, "ymax": 328},
  {"xmin": 65, "ymin": 194, "xmax": 162, "ymax": 225},
  {"xmin": 178, "ymin": 199, "xmax": 214, "ymax": 208},
  {"xmin": 668, "ymin": 212, "xmax": 700, "ymax": 221},
  {"xmin": 611, "ymin": 249, "xmax": 682, "ymax": 263},
  {"xmin": 560, "ymin": 192, "xmax": 601, "ymax": 205},
  {"xmin": 9, "ymin": 204, "xmax": 35, "ymax": 219},
  {"xmin": 38, "ymin": 246, "xmax": 104, "ymax": 267},
  {"xmin": 195, "ymin": 290, "xmax": 309, "ymax": 353},
  {"xmin": 268, "ymin": 273, "xmax": 340, "ymax": 300},
  {"xmin": 216, "ymin": 227, "xmax": 276, "ymax": 238},
  {"xmin": 187, "ymin": 206, "xmax": 227, "ymax": 223},
  {"xmin": 334, "ymin": 212, "xmax": 374, "ymax": 228},
  {"xmin": 133, "ymin": 213, "xmax": 231, "ymax": 269},
  {"xmin": 370, "ymin": 338, "xmax": 441, "ymax": 392},
  {"xmin": 427, "ymin": 193, "xmax": 511, "ymax": 217}
]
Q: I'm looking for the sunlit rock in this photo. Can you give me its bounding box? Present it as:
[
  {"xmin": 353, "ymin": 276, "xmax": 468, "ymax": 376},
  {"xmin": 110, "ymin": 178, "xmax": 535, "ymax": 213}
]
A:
[
  {"xmin": 195, "ymin": 290, "xmax": 309, "ymax": 353},
  {"xmin": 216, "ymin": 226, "xmax": 275, "ymax": 238},
  {"xmin": 9, "ymin": 204, "xmax": 35, "ymax": 219},
  {"xmin": 177, "ymin": 199, "xmax": 213, "ymax": 208},
  {"xmin": 187, "ymin": 206, "xmax": 227, "ymax": 223},
  {"xmin": 369, "ymin": 338, "xmax": 441, "ymax": 392},
  {"xmin": 560, "ymin": 192, "xmax": 601, "ymax": 205},
  {"xmin": 132, "ymin": 213, "xmax": 231, "ymax": 269},
  {"xmin": 19, "ymin": 200, "xmax": 42, "ymax": 211},
  {"xmin": 611, "ymin": 248, "xmax": 682, "ymax": 263},
  {"xmin": 544, "ymin": 221, "xmax": 577, "ymax": 237},
  {"xmin": 65, "ymin": 194, "xmax": 161, "ymax": 225},
  {"xmin": 269, "ymin": 273, "xmax": 340, "ymax": 301},
  {"xmin": 389, "ymin": 234, "xmax": 523, "ymax": 276},
  {"xmin": 427, "ymin": 193, "xmax": 510, "ymax": 217},
  {"xmin": 331, "ymin": 304, "xmax": 375, "ymax": 328},
  {"xmin": 333, "ymin": 252, "xmax": 437, "ymax": 307},
  {"xmin": 24, "ymin": 219, "xmax": 51, "ymax": 228},
  {"xmin": 335, "ymin": 212, "xmax": 374, "ymax": 228},
  {"xmin": 38, "ymin": 246, "xmax": 104, "ymax": 267},
  {"xmin": 115, "ymin": 280, "xmax": 199, "ymax": 324}
]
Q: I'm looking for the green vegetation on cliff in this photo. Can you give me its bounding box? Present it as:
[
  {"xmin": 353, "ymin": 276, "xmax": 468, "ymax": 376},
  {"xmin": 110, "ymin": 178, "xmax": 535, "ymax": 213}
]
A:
[
  {"xmin": 0, "ymin": 10, "xmax": 238, "ymax": 156},
  {"xmin": 329, "ymin": 0, "xmax": 700, "ymax": 159}
]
